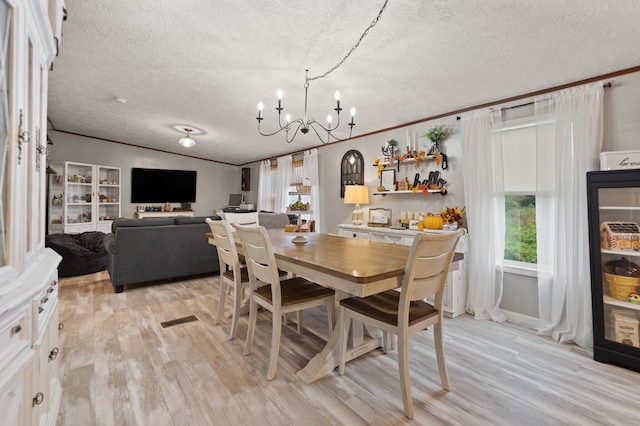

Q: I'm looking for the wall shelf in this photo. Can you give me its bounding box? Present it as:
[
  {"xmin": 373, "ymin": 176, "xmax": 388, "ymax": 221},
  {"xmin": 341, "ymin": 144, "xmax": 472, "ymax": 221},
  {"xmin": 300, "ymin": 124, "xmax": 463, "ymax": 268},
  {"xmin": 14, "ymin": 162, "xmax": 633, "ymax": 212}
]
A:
[
  {"xmin": 373, "ymin": 155, "xmax": 436, "ymax": 167},
  {"xmin": 373, "ymin": 189, "xmax": 447, "ymax": 196}
]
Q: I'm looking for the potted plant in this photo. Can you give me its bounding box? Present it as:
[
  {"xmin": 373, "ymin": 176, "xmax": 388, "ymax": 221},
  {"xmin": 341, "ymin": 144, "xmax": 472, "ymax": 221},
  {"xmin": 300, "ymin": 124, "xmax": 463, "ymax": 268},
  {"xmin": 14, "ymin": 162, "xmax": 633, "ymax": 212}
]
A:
[{"xmin": 424, "ymin": 124, "xmax": 451, "ymax": 154}]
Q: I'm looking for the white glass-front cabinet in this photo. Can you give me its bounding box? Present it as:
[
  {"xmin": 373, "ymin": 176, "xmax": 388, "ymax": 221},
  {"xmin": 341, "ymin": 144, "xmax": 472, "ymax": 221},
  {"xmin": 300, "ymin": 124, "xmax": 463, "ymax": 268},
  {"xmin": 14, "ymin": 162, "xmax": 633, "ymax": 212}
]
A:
[
  {"xmin": 48, "ymin": 161, "xmax": 121, "ymax": 234},
  {"xmin": 0, "ymin": 1, "xmax": 65, "ymax": 425}
]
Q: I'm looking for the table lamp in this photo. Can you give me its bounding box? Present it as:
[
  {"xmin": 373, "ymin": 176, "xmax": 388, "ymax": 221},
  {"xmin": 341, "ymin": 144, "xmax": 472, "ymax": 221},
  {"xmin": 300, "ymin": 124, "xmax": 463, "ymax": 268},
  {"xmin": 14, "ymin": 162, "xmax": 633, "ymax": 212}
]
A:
[{"xmin": 344, "ymin": 185, "xmax": 369, "ymax": 225}]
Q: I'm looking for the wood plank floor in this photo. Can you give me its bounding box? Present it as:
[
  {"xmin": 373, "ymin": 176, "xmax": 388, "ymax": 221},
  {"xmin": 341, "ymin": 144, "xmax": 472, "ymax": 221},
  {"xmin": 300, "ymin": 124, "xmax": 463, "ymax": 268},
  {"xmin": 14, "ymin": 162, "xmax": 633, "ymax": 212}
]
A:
[{"xmin": 56, "ymin": 274, "xmax": 640, "ymax": 426}]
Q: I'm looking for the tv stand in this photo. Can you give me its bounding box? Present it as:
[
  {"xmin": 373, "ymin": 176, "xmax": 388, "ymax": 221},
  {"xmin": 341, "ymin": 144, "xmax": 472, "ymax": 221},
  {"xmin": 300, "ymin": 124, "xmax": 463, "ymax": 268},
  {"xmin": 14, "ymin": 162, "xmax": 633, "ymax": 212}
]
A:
[{"xmin": 135, "ymin": 211, "xmax": 194, "ymax": 218}]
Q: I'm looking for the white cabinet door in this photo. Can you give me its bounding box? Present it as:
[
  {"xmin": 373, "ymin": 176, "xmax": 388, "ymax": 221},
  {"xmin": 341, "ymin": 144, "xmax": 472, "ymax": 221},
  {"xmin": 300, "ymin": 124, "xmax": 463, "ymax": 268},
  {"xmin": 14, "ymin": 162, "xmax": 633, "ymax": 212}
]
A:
[{"xmin": 0, "ymin": 351, "xmax": 34, "ymax": 426}]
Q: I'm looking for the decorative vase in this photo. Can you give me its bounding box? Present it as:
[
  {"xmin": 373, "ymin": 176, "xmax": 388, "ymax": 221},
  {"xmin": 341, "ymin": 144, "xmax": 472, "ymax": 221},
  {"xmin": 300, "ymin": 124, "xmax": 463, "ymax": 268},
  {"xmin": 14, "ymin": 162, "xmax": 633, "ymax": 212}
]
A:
[{"xmin": 442, "ymin": 222, "xmax": 458, "ymax": 231}]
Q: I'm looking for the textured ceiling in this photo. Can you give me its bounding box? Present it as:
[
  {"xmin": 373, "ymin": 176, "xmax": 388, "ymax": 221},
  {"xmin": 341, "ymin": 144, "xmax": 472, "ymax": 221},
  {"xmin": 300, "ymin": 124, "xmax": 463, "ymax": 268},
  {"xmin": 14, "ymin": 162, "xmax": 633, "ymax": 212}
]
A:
[{"xmin": 47, "ymin": 0, "xmax": 640, "ymax": 165}]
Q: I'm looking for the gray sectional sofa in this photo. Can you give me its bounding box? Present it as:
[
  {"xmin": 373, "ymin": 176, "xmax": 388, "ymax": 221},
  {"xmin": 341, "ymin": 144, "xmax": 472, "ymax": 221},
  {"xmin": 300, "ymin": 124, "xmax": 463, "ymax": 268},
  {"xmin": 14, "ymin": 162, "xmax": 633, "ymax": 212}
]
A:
[{"xmin": 104, "ymin": 216, "xmax": 221, "ymax": 293}]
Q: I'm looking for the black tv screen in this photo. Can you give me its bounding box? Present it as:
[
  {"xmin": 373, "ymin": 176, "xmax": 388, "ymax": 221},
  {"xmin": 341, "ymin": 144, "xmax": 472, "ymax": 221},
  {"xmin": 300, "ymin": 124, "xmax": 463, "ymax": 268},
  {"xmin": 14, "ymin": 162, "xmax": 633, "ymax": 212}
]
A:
[{"xmin": 131, "ymin": 168, "xmax": 197, "ymax": 203}]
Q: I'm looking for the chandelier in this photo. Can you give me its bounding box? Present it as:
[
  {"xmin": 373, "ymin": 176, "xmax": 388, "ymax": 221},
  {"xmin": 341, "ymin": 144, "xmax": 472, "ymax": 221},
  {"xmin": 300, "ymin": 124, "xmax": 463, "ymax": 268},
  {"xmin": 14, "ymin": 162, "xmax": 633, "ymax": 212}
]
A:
[{"xmin": 256, "ymin": 0, "xmax": 388, "ymax": 145}]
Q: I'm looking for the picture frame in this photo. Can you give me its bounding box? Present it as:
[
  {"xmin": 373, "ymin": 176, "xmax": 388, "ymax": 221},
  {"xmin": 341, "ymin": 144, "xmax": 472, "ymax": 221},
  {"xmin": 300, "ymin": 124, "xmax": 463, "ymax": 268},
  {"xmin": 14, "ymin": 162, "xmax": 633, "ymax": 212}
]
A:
[
  {"xmin": 380, "ymin": 169, "xmax": 395, "ymax": 191},
  {"xmin": 408, "ymin": 219, "xmax": 420, "ymax": 230},
  {"xmin": 368, "ymin": 208, "xmax": 392, "ymax": 228}
]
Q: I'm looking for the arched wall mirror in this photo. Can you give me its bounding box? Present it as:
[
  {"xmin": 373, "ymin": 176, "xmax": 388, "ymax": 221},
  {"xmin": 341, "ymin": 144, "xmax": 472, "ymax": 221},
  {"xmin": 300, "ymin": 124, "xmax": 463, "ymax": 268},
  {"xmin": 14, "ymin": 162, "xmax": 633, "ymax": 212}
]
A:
[{"xmin": 340, "ymin": 150, "xmax": 364, "ymax": 198}]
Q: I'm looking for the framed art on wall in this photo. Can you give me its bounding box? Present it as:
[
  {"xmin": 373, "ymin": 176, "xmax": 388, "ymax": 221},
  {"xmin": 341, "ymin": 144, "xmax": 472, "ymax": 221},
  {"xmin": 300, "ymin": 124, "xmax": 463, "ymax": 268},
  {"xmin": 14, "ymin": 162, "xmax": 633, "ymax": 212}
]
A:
[{"xmin": 381, "ymin": 169, "xmax": 395, "ymax": 191}]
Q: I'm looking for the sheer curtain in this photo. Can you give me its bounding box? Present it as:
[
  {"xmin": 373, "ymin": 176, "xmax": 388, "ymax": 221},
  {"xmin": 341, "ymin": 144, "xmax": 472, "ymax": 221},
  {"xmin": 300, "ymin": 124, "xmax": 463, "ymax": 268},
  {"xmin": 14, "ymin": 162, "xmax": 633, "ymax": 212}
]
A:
[
  {"xmin": 461, "ymin": 109, "xmax": 507, "ymax": 322},
  {"xmin": 303, "ymin": 149, "xmax": 320, "ymax": 232},
  {"xmin": 535, "ymin": 82, "xmax": 604, "ymax": 348},
  {"xmin": 275, "ymin": 155, "xmax": 292, "ymax": 213},
  {"xmin": 258, "ymin": 160, "xmax": 274, "ymax": 211}
]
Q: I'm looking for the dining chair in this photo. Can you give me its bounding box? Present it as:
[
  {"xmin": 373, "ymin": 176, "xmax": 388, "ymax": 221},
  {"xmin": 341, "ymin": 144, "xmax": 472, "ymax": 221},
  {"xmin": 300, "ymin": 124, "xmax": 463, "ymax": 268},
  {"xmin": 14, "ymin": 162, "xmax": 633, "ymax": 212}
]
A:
[
  {"xmin": 206, "ymin": 218, "xmax": 288, "ymax": 339},
  {"xmin": 223, "ymin": 211, "xmax": 259, "ymax": 226},
  {"xmin": 232, "ymin": 223, "xmax": 335, "ymax": 381},
  {"xmin": 338, "ymin": 230, "xmax": 463, "ymax": 419}
]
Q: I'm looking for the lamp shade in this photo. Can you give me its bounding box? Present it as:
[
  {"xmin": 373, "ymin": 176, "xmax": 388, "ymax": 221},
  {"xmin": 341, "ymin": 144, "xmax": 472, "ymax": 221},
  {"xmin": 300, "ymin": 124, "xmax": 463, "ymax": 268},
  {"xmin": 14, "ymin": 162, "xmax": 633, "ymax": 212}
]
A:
[
  {"xmin": 344, "ymin": 185, "xmax": 369, "ymax": 205},
  {"xmin": 178, "ymin": 136, "xmax": 196, "ymax": 147}
]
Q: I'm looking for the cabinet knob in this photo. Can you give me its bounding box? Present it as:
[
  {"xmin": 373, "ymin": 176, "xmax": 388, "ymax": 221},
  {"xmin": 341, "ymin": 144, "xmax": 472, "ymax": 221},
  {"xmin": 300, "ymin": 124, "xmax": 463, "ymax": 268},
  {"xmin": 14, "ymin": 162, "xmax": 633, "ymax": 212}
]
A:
[
  {"xmin": 58, "ymin": 322, "xmax": 64, "ymax": 330},
  {"xmin": 41, "ymin": 296, "xmax": 49, "ymax": 304},
  {"xmin": 49, "ymin": 347, "xmax": 59, "ymax": 361},
  {"xmin": 51, "ymin": 280, "xmax": 58, "ymax": 286},
  {"xmin": 38, "ymin": 306, "xmax": 44, "ymax": 314},
  {"xmin": 11, "ymin": 324, "xmax": 21, "ymax": 335},
  {"xmin": 33, "ymin": 392, "xmax": 44, "ymax": 406},
  {"xmin": 48, "ymin": 287, "xmax": 55, "ymax": 293}
]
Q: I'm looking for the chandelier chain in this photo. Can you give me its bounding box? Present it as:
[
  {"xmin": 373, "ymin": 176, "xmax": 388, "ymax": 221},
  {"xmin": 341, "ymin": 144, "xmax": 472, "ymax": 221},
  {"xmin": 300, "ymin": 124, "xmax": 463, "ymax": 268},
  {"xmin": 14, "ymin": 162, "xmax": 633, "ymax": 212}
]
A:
[{"xmin": 307, "ymin": 0, "xmax": 388, "ymax": 82}]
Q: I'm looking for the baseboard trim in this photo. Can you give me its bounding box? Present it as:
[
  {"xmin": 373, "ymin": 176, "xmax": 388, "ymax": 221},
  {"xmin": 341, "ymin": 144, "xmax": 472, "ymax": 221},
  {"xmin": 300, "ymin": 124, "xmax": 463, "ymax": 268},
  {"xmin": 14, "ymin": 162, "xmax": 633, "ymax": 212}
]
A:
[{"xmin": 502, "ymin": 309, "xmax": 540, "ymax": 329}]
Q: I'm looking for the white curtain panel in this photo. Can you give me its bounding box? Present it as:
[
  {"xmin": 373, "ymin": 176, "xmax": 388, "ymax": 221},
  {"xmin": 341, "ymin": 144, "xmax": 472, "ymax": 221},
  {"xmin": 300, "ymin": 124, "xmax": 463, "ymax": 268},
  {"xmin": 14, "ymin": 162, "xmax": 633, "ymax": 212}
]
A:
[
  {"xmin": 461, "ymin": 109, "xmax": 507, "ymax": 322},
  {"xmin": 535, "ymin": 82, "xmax": 604, "ymax": 348},
  {"xmin": 303, "ymin": 149, "xmax": 320, "ymax": 232},
  {"xmin": 258, "ymin": 160, "xmax": 273, "ymax": 211},
  {"xmin": 275, "ymin": 155, "xmax": 292, "ymax": 213}
]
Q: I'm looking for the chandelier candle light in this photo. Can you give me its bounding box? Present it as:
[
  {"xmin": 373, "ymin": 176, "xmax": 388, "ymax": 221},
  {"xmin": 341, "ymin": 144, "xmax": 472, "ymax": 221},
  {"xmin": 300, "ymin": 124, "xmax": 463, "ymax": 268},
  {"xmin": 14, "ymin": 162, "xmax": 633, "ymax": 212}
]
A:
[
  {"xmin": 255, "ymin": 0, "xmax": 388, "ymax": 145},
  {"xmin": 256, "ymin": 71, "xmax": 356, "ymax": 144}
]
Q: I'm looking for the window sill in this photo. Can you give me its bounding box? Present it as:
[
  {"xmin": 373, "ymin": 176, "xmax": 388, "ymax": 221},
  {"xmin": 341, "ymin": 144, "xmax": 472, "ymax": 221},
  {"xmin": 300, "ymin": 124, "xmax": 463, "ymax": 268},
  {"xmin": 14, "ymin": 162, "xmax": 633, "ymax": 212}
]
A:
[{"xmin": 503, "ymin": 260, "xmax": 538, "ymax": 278}]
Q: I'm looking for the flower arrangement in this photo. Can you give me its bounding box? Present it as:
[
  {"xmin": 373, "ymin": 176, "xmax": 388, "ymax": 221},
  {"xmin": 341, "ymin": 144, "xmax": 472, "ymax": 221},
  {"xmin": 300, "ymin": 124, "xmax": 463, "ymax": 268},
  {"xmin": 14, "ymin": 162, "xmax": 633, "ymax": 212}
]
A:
[
  {"xmin": 424, "ymin": 125, "xmax": 451, "ymax": 144},
  {"xmin": 440, "ymin": 206, "xmax": 465, "ymax": 226}
]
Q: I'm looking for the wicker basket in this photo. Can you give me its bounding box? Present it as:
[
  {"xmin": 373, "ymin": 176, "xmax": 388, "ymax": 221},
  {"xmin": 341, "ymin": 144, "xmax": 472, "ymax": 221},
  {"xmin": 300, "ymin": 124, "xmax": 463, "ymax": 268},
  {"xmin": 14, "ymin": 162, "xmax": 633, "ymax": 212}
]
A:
[{"xmin": 604, "ymin": 272, "xmax": 640, "ymax": 300}]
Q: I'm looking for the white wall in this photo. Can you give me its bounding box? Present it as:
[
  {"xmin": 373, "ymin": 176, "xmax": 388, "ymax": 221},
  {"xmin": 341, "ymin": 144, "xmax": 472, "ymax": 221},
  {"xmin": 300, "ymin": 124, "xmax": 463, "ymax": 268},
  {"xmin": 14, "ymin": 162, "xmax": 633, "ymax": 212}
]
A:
[{"xmin": 48, "ymin": 131, "xmax": 252, "ymax": 218}]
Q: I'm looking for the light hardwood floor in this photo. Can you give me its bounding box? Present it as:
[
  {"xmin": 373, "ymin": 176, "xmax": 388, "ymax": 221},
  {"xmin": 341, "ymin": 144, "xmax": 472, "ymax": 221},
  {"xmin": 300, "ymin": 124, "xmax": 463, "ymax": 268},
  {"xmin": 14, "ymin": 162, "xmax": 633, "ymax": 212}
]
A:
[{"xmin": 56, "ymin": 274, "xmax": 639, "ymax": 426}]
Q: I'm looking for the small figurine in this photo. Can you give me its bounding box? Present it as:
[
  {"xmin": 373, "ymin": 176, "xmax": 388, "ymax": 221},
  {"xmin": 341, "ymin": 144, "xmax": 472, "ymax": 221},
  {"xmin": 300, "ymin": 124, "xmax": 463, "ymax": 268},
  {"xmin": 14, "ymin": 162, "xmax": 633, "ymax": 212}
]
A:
[{"xmin": 629, "ymin": 292, "xmax": 640, "ymax": 305}]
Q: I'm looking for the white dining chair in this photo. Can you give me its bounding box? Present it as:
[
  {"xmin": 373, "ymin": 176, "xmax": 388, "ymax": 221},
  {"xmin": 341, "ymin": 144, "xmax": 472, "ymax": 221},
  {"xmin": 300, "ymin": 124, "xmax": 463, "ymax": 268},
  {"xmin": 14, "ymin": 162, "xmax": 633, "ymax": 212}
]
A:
[
  {"xmin": 233, "ymin": 223, "xmax": 335, "ymax": 381},
  {"xmin": 223, "ymin": 211, "xmax": 259, "ymax": 226},
  {"xmin": 206, "ymin": 218, "xmax": 286, "ymax": 339},
  {"xmin": 338, "ymin": 230, "xmax": 463, "ymax": 419}
]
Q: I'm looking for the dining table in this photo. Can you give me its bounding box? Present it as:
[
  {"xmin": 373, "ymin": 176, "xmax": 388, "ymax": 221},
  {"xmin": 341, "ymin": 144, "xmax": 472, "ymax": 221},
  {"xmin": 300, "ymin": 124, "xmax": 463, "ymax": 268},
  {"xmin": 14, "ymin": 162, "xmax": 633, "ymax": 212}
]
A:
[{"xmin": 207, "ymin": 229, "xmax": 463, "ymax": 384}]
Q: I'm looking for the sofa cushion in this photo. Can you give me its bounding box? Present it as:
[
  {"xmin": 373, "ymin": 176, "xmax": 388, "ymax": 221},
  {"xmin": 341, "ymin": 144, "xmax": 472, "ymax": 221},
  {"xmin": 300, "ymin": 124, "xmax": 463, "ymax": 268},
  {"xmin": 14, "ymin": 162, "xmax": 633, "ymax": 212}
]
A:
[
  {"xmin": 112, "ymin": 217, "xmax": 176, "ymax": 232},
  {"xmin": 175, "ymin": 215, "xmax": 220, "ymax": 225}
]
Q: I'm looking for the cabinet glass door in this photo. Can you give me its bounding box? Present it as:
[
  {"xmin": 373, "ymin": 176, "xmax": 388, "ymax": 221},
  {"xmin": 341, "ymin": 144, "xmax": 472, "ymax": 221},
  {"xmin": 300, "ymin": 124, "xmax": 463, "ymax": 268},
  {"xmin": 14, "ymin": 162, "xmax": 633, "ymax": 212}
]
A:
[
  {"xmin": 64, "ymin": 163, "xmax": 94, "ymax": 227},
  {"xmin": 0, "ymin": 2, "xmax": 10, "ymax": 268},
  {"xmin": 596, "ymin": 186, "xmax": 640, "ymax": 346},
  {"xmin": 97, "ymin": 166, "xmax": 120, "ymax": 224},
  {"xmin": 587, "ymin": 170, "xmax": 640, "ymax": 372}
]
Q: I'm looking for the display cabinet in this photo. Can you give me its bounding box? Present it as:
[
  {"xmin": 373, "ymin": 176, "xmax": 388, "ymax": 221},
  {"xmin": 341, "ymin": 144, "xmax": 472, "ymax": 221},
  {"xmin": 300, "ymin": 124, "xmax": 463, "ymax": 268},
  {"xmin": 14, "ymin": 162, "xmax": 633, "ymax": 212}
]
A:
[
  {"xmin": 0, "ymin": 2, "xmax": 65, "ymax": 423},
  {"xmin": 587, "ymin": 169, "xmax": 640, "ymax": 372},
  {"xmin": 48, "ymin": 162, "xmax": 121, "ymax": 234}
]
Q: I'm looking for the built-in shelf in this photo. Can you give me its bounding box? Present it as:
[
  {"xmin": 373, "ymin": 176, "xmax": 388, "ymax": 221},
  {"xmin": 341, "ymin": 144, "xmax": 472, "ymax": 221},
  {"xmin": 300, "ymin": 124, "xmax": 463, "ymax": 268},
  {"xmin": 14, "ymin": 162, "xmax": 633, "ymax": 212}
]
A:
[
  {"xmin": 603, "ymin": 295, "xmax": 640, "ymax": 311},
  {"xmin": 601, "ymin": 248, "xmax": 640, "ymax": 258},
  {"xmin": 599, "ymin": 206, "xmax": 640, "ymax": 211}
]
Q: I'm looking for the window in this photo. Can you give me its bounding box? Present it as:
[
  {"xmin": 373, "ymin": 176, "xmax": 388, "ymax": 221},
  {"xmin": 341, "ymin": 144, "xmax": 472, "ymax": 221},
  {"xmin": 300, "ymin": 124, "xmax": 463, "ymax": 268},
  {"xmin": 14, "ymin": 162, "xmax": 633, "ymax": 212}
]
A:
[
  {"xmin": 505, "ymin": 195, "xmax": 537, "ymax": 263},
  {"xmin": 500, "ymin": 119, "xmax": 539, "ymax": 266},
  {"xmin": 499, "ymin": 113, "xmax": 555, "ymax": 270}
]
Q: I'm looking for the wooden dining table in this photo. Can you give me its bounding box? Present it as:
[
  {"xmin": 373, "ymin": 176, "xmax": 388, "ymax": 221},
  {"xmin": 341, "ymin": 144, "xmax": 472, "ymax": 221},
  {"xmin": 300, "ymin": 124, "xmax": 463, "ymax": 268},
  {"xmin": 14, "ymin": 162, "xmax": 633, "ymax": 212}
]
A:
[{"xmin": 207, "ymin": 229, "xmax": 463, "ymax": 383}]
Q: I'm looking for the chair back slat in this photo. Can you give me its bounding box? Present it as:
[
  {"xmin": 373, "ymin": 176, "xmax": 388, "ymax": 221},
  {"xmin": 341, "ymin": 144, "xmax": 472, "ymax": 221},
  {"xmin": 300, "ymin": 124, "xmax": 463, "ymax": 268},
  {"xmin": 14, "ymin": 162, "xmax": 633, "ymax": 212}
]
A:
[
  {"xmin": 401, "ymin": 230, "xmax": 463, "ymax": 308},
  {"xmin": 207, "ymin": 219, "xmax": 239, "ymax": 269},
  {"xmin": 233, "ymin": 224, "xmax": 282, "ymax": 302},
  {"xmin": 224, "ymin": 212, "xmax": 259, "ymax": 227}
]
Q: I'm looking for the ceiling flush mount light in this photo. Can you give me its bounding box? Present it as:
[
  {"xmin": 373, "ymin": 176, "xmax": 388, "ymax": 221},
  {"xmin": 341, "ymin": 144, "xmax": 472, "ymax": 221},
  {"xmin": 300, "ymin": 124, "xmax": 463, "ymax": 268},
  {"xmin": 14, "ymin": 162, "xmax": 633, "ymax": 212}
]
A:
[
  {"xmin": 178, "ymin": 128, "xmax": 196, "ymax": 148},
  {"xmin": 256, "ymin": 0, "xmax": 388, "ymax": 145}
]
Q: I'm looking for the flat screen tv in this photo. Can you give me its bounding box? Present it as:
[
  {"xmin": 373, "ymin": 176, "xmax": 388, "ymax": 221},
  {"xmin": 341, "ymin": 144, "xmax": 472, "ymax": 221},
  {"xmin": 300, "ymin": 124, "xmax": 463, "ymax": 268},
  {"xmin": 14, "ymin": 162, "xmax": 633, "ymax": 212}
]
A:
[{"xmin": 131, "ymin": 168, "xmax": 197, "ymax": 203}]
